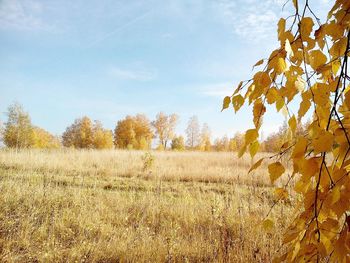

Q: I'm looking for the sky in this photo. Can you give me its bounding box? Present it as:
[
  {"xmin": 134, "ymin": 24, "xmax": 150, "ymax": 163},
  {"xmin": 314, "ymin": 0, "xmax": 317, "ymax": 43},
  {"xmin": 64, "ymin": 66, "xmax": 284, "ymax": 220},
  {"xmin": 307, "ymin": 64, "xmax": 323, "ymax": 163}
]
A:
[{"xmin": 0, "ymin": 0, "xmax": 332, "ymax": 139}]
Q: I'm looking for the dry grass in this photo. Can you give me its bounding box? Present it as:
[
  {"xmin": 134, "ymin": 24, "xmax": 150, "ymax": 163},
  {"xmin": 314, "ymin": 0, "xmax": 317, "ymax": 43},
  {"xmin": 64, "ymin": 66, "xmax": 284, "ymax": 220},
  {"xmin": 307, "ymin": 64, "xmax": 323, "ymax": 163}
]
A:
[{"xmin": 0, "ymin": 149, "xmax": 294, "ymax": 262}]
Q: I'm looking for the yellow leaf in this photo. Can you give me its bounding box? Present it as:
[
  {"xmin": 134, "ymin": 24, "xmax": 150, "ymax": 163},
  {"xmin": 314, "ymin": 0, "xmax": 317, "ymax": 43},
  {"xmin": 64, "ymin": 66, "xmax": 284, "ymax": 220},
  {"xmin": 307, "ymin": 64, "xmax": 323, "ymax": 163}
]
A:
[
  {"xmin": 274, "ymin": 188, "xmax": 288, "ymax": 200},
  {"xmin": 253, "ymin": 99, "xmax": 266, "ymax": 128},
  {"xmin": 276, "ymin": 97, "xmax": 285, "ymax": 112},
  {"xmin": 253, "ymin": 59, "xmax": 264, "ymax": 68},
  {"xmin": 313, "ymin": 83, "xmax": 330, "ymax": 106},
  {"xmin": 312, "ymin": 130, "xmax": 334, "ymax": 153},
  {"xmin": 332, "ymin": 60, "xmax": 341, "ymax": 75},
  {"xmin": 249, "ymin": 140, "xmax": 259, "ymax": 158},
  {"xmin": 300, "ymin": 17, "xmax": 314, "ymax": 38},
  {"xmin": 268, "ymin": 162, "xmax": 285, "ymax": 183},
  {"xmin": 262, "ymin": 219, "xmax": 274, "ymax": 232},
  {"xmin": 334, "ymin": 229, "xmax": 348, "ymax": 261},
  {"xmin": 345, "ymin": 91, "xmax": 350, "ymax": 109},
  {"xmin": 300, "ymin": 158, "xmax": 319, "ymax": 179},
  {"xmin": 238, "ymin": 145, "xmax": 246, "ymax": 158},
  {"xmin": 281, "ymin": 105, "xmax": 288, "ymax": 117},
  {"xmin": 276, "ymin": 57, "xmax": 287, "ymax": 74},
  {"xmin": 292, "ymin": 0, "xmax": 298, "ymax": 10},
  {"xmin": 315, "ymin": 25, "xmax": 326, "ymax": 49},
  {"xmin": 292, "ymin": 137, "xmax": 308, "ymax": 158},
  {"xmin": 232, "ymin": 95, "xmax": 244, "ymax": 113},
  {"xmin": 330, "ymin": 37, "xmax": 347, "ymax": 58},
  {"xmin": 277, "ymin": 18, "xmax": 286, "ymax": 41},
  {"xmin": 331, "ymin": 186, "xmax": 341, "ymax": 204},
  {"xmin": 221, "ymin": 96, "xmax": 231, "ymax": 111},
  {"xmin": 295, "ymin": 76, "xmax": 305, "ymax": 92},
  {"xmin": 285, "ymin": 39, "xmax": 294, "ymax": 57},
  {"xmin": 294, "ymin": 176, "xmax": 311, "ymax": 193},
  {"xmin": 298, "ymin": 91, "xmax": 311, "ymax": 119},
  {"xmin": 291, "ymin": 241, "xmax": 301, "ymax": 261},
  {"xmin": 323, "ymin": 22, "xmax": 344, "ymax": 40},
  {"xmin": 308, "ymin": 50, "xmax": 327, "ymax": 71},
  {"xmin": 266, "ymin": 87, "xmax": 279, "ymax": 104},
  {"xmin": 249, "ymin": 158, "xmax": 264, "ymax": 173},
  {"xmin": 288, "ymin": 115, "xmax": 297, "ymax": 135},
  {"xmin": 245, "ymin": 129, "xmax": 259, "ymax": 145},
  {"xmin": 253, "ymin": 71, "xmax": 271, "ymax": 88},
  {"xmin": 233, "ymin": 81, "xmax": 243, "ymax": 95}
]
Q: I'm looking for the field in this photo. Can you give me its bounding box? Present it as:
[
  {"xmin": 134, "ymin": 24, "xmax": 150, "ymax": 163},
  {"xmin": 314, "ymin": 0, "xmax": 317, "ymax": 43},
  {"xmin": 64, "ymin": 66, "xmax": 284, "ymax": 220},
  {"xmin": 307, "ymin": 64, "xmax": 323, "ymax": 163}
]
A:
[{"xmin": 0, "ymin": 149, "xmax": 294, "ymax": 262}]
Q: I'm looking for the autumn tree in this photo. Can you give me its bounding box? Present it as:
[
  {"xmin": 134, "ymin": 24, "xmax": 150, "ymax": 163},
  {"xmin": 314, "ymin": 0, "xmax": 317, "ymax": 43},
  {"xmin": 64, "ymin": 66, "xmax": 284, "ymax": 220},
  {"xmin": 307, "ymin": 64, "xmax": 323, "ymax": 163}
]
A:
[
  {"xmin": 32, "ymin": 127, "xmax": 61, "ymax": 149},
  {"xmin": 152, "ymin": 112, "xmax": 178, "ymax": 149},
  {"xmin": 223, "ymin": 0, "xmax": 350, "ymax": 261},
  {"xmin": 199, "ymin": 123, "xmax": 211, "ymax": 151},
  {"xmin": 3, "ymin": 102, "xmax": 35, "ymax": 149},
  {"xmin": 114, "ymin": 114, "xmax": 153, "ymax": 150},
  {"xmin": 62, "ymin": 117, "xmax": 112, "ymax": 149},
  {"xmin": 185, "ymin": 115, "xmax": 200, "ymax": 149},
  {"xmin": 263, "ymin": 121, "xmax": 289, "ymax": 152},
  {"xmin": 62, "ymin": 116, "xmax": 93, "ymax": 148},
  {"xmin": 114, "ymin": 116, "xmax": 136, "ymax": 149},
  {"xmin": 213, "ymin": 135, "xmax": 229, "ymax": 151},
  {"xmin": 227, "ymin": 132, "xmax": 245, "ymax": 151},
  {"xmin": 263, "ymin": 120, "xmax": 310, "ymax": 152},
  {"xmin": 92, "ymin": 121, "xmax": 113, "ymax": 149},
  {"xmin": 134, "ymin": 114, "xmax": 154, "ymax": 149},
  {"xmin": 171, "ymin": 136, "xmax": 185, "ymax": 151}
]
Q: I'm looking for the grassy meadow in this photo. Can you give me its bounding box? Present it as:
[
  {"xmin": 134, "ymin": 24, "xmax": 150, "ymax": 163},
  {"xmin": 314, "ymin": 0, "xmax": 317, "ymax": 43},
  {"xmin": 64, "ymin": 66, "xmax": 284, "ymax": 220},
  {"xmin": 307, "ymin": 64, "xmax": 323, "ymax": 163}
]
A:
[{"xmin": 0, "ymin": 149, "xmax": 295, "ymax": 262}]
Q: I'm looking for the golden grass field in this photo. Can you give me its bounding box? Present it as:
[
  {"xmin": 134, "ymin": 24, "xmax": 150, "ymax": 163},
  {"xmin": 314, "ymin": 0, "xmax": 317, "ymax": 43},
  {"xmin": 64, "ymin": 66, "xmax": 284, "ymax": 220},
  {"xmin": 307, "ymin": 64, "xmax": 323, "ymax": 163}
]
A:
[{"xmin": 0, "ymin": 149, "xmax": 294, "ymax": 262}]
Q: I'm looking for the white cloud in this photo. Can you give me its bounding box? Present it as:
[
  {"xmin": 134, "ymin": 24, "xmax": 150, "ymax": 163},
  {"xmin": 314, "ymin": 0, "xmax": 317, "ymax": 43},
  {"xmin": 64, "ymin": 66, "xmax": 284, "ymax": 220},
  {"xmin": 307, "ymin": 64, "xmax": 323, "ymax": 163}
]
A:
[
  {"xmin": 109, "ymin": 66, "xmax": 157, "ymax": 81},
  {"xmin": 214, "ymin": 0, "xmax": 286, "ymax": 42},
  {"xmin": 0, "ymin": 0, "xmax": 48, "ymax": 30}
]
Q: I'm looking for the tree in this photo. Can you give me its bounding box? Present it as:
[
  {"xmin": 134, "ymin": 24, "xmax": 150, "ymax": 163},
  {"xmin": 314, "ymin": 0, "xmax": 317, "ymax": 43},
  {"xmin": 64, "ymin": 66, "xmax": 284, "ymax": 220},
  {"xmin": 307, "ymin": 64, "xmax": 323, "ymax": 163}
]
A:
[
  {"xmin": 32, "ymin": 127, "xmax": 61, "ymax": 149},
  {"xmin": 114, "ymin": 116, "xmax": 136, "ymax": 149},
  {"xmin": 114, "ymin": 114, "xmax": 153, "ymax": 150},
  {"xmin": 92, "ymin": 121, "xmax": 113, "ymax": 149},
  {"xmin": 213, "ymin": 135, "xmax": 229, "ymax": 151},
  {"xmin": 171, "ymin": 136, "xmax": 185, "ymax": 151},
  {"xmin": 185, "ymin": 115, "xmax": 200, "ymax": 149},
  {"xmin": 199, "ymin": 123, "xmax": 211, "ymax": 151},
  {"xmin": 134, "ymin": 114, "xmax": 154, "ymax": 149},
  {"xmin": 223, "ymin": 1, "xmax": 350, "ymax": 261},
  {"xmin": 263, "ymin": 121, "xmax": 289, "ymax": 152},
  {"xmin": 62, "ymin": 117, "xmax": 112, "ymax": 149},
  {"xmin": 3, "ymin": 102, "xmax": 35, "ymax": 149},
  {"xmin": 62, "ymin": 116, "xmax": 93, "ymax": 148},
  {"xmin": 152, "ymin": 112, "xmax": 178, "ymax": 149},
  {"xmin": 263, "ymin": 121, "xmax": 310, "ymax": 152},
  {"xmin": 79, "ymin": 117, "xmax": 94, "ymax": 148},
  {"xmin": 228, "ymin": 132, "xmax": 244, "ymax": 152}
]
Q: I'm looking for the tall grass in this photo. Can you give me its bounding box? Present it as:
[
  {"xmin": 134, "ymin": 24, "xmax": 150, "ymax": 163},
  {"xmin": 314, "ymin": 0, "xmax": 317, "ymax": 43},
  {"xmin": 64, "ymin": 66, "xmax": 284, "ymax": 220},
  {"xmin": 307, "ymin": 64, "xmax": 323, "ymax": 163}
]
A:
[{"xmin": 0, "ymin": 149, "xmax": 293, "ymax": 262}]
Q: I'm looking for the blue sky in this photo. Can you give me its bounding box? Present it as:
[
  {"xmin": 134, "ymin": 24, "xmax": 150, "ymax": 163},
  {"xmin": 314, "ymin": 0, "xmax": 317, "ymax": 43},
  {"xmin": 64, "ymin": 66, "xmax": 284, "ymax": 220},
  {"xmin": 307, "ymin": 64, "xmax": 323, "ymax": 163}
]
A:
[{"xmin": 0, "ymin": 0, "xmax": 332, "ymax": 139}]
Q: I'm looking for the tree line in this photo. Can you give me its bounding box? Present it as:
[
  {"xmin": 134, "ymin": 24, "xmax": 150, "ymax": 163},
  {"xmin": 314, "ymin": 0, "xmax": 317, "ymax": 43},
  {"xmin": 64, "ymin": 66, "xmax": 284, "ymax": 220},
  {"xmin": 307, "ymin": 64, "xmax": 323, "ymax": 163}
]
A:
[{"xmin": 0, "ymin": 102, "xmax": 301, "ymax": 152}]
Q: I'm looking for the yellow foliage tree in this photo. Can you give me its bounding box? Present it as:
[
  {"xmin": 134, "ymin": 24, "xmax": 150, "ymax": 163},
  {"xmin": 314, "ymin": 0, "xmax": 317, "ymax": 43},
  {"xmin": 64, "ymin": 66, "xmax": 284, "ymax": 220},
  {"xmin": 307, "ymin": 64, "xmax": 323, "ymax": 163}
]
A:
[
  {"xmin": 32, "ymin": 127, "xmax": 61, "ymax": 149},
  {"xmin": 63, "ymin": 117, "xmax": 112, "ymax": 149},
  {"xmin": 92, "ymin": 121, "xmax": 113, "ymax": 149},
  {"xmin": 152, "ymin": 112, "xmax": 178, "ymax": 149},
  {"xmin": 213, "ymin": 135, "xmax": 229, "ymax": 151},
  {"xmin": 199, "ymin": 123, "xmax": 211, "ymax": 151},
  {"xmin": 114, "ymin": 114, "xmax": 153, "ymax": 150},
  {"xmin": 2, "ymin": 102, "xmax": 35, "ymax": 149},
  {"xmin": 228, "ymin": 132, "xmax": 244, "ymax": 152},
  {"xmin": 171, "ymin": 136, "xmax": 185, "ymax": 151},
  {"xmin": 223, "ymin": 0, "xmax": 350, "ymax": 261}
]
